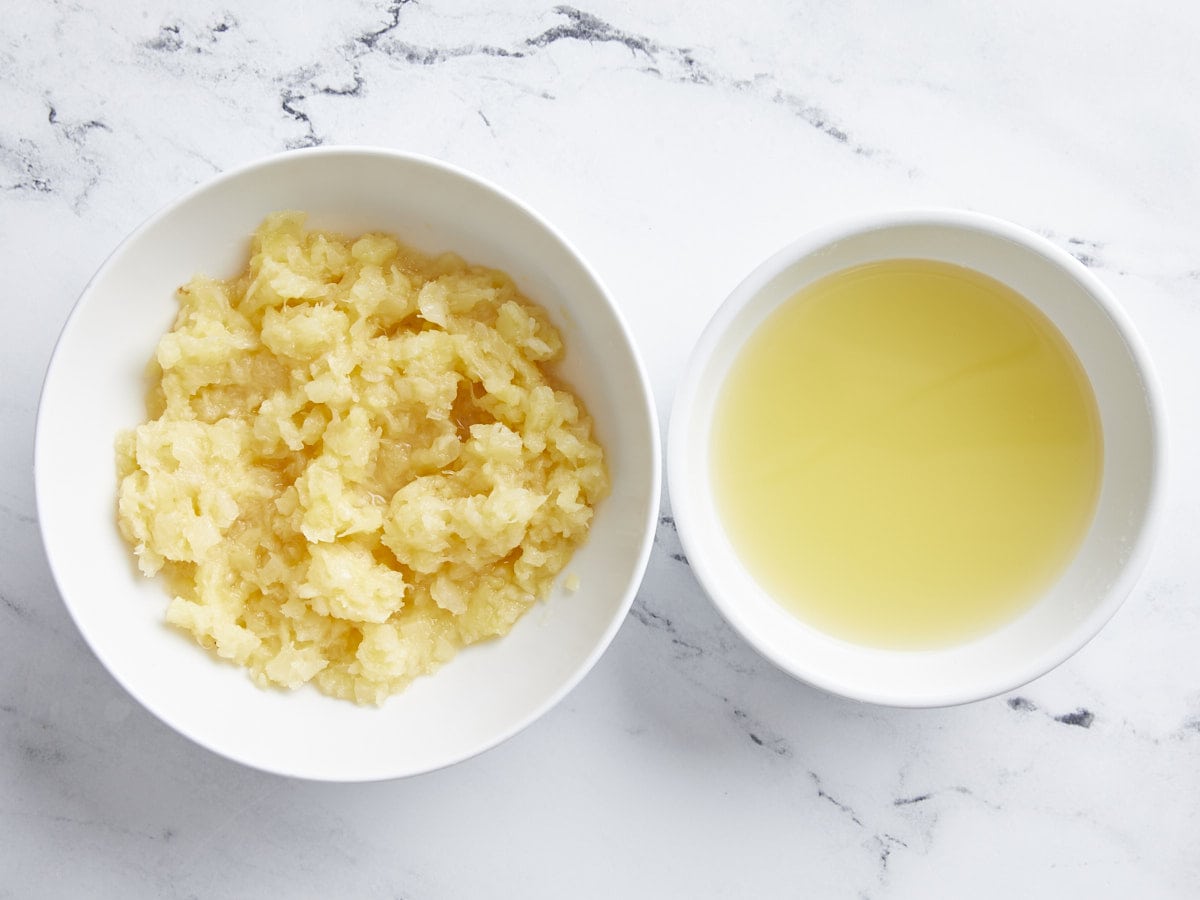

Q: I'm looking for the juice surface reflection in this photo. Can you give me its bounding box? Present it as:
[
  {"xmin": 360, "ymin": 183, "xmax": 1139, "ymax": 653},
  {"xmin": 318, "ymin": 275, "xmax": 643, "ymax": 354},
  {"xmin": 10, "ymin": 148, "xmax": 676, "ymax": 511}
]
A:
[{"xmin": 710, "ymin": 259, "xmax": 1103, "ymax": 649}]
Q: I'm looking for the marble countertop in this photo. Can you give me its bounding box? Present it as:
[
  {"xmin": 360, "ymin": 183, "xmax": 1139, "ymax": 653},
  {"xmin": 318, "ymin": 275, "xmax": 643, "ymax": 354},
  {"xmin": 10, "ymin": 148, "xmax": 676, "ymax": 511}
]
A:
[{"xmin": 3, "ymin": 1, "xmax": 1198, "ymax": 896}]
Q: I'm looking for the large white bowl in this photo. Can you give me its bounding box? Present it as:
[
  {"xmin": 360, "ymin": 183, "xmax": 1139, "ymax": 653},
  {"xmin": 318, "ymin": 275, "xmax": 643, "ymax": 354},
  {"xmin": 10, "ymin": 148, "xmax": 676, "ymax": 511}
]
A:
[
  {"xmin": 669, "ymin": 210, "xmax": 1164, "ymax": 707},
  {"xmin": 36, "ymin": 147, "xmax": 660, "ymax": 780}
]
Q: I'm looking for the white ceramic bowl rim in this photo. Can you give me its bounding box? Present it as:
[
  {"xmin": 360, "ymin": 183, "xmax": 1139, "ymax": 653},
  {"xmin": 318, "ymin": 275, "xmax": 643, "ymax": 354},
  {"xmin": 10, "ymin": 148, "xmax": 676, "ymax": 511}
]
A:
[
  {"xmin": 668, "ymin": 208, "xmax": 1165, "ymax": 707},
  {"xmin": 35, "ymin": 146, "xmax": 661, "ymax": 778}
]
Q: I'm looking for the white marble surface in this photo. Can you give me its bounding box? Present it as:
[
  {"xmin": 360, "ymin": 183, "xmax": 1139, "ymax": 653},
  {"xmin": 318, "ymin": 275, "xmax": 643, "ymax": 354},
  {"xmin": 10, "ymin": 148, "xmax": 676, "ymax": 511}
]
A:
[{"xmin": 3, "ymin": 1, "xmax": 1199, "ymax": 896}]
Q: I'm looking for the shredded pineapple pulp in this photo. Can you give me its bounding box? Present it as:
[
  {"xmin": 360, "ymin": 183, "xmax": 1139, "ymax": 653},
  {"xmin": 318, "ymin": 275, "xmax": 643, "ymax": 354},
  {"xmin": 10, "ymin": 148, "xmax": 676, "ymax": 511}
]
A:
[{"xmin": 116, "ymin": 212, "xmax": 608, "ymax": 705}]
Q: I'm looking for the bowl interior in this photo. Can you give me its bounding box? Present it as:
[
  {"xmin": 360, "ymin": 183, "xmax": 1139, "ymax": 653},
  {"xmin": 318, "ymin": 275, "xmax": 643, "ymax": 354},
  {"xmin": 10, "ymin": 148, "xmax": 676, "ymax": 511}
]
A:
[
  {"xmin": 36, "ymin": 148, "xmax": 659, "ymax": 779},
  {"xmin": 670, "ymin": 212, "xmax": 1162, "ymax": 706}
]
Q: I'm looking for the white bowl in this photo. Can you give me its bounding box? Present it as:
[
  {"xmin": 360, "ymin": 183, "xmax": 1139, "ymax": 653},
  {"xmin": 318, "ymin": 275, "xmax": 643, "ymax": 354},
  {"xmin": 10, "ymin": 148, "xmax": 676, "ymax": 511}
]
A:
[
  {"xmin": 36, "ymin": 147, "xmax": 660, "ymax": 779},
  {"xmin": 669, "ymin": 210, "xmax": 1164, "ymax": 707}
]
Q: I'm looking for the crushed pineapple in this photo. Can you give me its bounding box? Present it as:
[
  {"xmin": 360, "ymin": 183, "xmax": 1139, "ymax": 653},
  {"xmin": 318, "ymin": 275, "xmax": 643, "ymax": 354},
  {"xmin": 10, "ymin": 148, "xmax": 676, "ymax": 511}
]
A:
[{"xmin": 116, "ymin": 212, "xmax": 607, "ymax": 705}]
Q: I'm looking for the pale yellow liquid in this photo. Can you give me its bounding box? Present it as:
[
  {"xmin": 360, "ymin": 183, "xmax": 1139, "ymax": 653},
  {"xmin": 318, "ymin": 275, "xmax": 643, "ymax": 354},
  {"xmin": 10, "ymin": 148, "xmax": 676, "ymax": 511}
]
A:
[{"xmin": 711, "ymin": 259, "xmax": 1103, "ymax": 649}]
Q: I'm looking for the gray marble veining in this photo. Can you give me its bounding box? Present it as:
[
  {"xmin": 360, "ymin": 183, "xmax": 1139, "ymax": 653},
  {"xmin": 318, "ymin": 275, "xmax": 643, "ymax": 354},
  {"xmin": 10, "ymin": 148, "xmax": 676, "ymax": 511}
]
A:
[{"xmin": 2, "ymin": 1, "xmax": 1199, "ymax": 897}]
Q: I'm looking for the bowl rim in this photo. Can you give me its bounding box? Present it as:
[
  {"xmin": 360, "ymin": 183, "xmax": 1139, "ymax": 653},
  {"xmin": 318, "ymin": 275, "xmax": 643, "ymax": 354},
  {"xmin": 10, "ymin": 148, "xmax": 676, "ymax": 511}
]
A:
[
  {"xmin": 667, "ymin": 207, "xmax": 1166, "ymax": 708},
  {"xmin": 34, "ymin": 145, "xmax": 662, "ymax": 779}
]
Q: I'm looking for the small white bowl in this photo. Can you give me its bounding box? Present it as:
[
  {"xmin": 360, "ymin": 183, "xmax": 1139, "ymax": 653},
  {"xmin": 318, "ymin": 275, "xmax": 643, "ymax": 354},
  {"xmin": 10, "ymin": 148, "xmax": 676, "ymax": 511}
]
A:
[
  {"xmin": 669, "ymin": 210, "xmax": 1164, "ymax": 707},
  {"xmin": 36, "ymin": 147, "xmax": 660, "ymax": 779}
]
